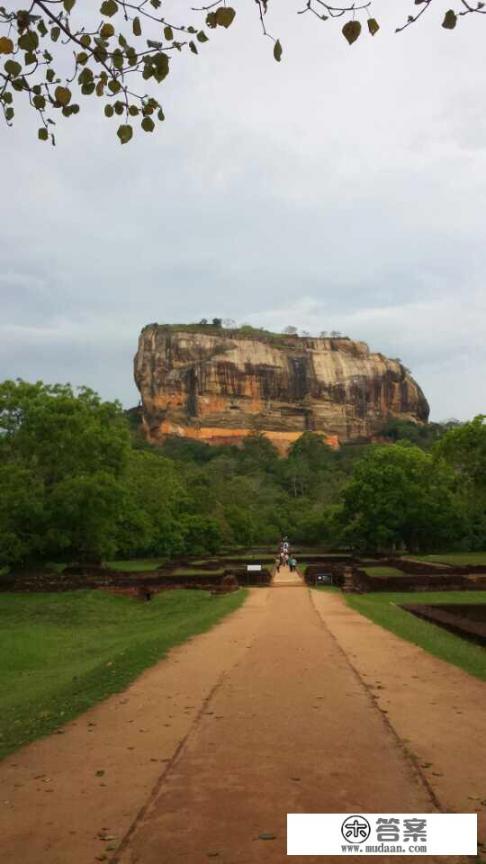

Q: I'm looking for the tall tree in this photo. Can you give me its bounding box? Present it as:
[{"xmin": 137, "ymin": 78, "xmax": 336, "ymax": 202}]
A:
[
  {"xmin": 340, "ymin": 442, "xmax": 463, "ymax": 553},
  {"xmin": 0, "ymin": 380, "xmax": 131, "ymax": 564}
]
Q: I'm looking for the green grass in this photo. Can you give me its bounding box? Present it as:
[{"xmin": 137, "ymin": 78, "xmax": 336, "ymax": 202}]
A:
[
  {"xmin": 345, "ymin": 591, "xmax": 486, "ymax": 681},
  {"xmin": 105, "ymin": 558, "xmax": 168, "ymax": 572},
  {"xmin": 409, "ymin": 552, "xmax": 486, "ymax": 567},
  {"xmin": 0, "ymin": 588, "xmax": 246, "ymax": 759},
  {"xmin": 363, "ymin": 565, "xmax": 405, "ymax": 577}
]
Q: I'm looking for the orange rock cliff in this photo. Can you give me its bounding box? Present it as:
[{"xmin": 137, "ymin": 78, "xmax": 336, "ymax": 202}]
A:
[{"xmin": 133, "ymin": 325, "xmax": 429, "ymax": 452}]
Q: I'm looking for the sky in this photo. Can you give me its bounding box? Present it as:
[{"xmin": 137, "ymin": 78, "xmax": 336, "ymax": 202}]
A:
[{"xmin": 2, "ymin": 0, "xmax": 486, "ymax": 421}]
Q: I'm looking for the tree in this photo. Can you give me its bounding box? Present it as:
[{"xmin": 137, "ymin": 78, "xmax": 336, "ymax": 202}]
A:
[
  {"xmin": 2, "ymin": 1, "xmax": 481, "ymax": 144},
  {"xmin": 435, "ymin": 415, "xmax": 486, "ymax": 489},
  {"xmin": 284, "ymin": 431, "xmax": 334, "ymax": 496},
  {"xmin": 179, "ymin": 514, "xmax": 222, "ymax": 555},
  {"xmin": 379, "ymin": 417, "xmax": 449, "ymax": 449},
  {"xmin": 340, "ymin": 443, "xmax": 463, "ymax": 553},
  {"xmin": 238, "ymin": 432, "xmax": 280, "ymax": 473},
  {"xmin": 434, "ymin": 416, "xmax": 486, "ymax": 548},
  {"xmin": 0, "ymin": 379, "xmax": 131, "ymax": 564},
  {"xmin": 117, "ymin": 449, "xmax": 190, "ymax": 557},
  {"xmin": 283, "ymin": 326, "xmax": 298, "ymax": 335}
]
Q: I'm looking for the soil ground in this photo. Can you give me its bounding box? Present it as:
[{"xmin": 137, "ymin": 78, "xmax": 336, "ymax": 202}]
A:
[{"xmin": 0, "ymin": 570, "xmax": 484, "ymax": 864}]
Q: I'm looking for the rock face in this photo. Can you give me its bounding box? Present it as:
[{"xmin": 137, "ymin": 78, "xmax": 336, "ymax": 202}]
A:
[{"xmin": 134, "ymin": 325, "xmax": 429, "ymax": 451}]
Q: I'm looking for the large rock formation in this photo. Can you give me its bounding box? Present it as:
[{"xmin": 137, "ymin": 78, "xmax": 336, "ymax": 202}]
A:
[{"xmin": 134, "ymin": 324, "xmax": 429, "ymax": 451}]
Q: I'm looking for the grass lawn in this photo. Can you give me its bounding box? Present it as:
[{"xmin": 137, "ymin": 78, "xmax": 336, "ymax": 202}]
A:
[
  {"xmin": 0, "ymin": 588, "xmax": 246, "ymax": 760},
  {"xmin": 409, "ymin": 552, "xmax": 486, "ymax": 567},
  {"xmin": 345, "ymin": 591, "xmax": 486, "ymax": 681},
  {"xmin": 363, "ymin": 566, "xmax": 405, "ymax": 577}
]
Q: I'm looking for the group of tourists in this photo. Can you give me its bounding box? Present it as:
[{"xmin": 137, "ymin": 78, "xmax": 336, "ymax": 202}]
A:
[{"xmin": 275, "ymin": 537, "xmax": 298, "ymax": 572}]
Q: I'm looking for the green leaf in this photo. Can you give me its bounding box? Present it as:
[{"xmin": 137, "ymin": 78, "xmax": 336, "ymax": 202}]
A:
[
  {"xmin": 51, "ymin": 27, "xmax": 60, "ymax": 42},
  {"xmin": 189, "ymin": 40, "xmax": 198, "ymax": 54},
  {"xmin": 54, "ymin": 86, "xmax": 72, "ymax": 106},
  {"xmin": 104, "ymin": 104, "xmax": 114, "ymax": 117},
  {"xmin": 367, "ymin": 18, "xmax": 379, "ymax": 35},
  {"xmin": 164, "ymin": 25, "xmax": 174, "ymax": 40},
  {"xmin": 442, "ymin": 9, "xmax": 457, "ymax": 28},
  {"xmin": 196, "ymin": 31, "xmax": 208, "ymax": 43},
  {"xmin": 0, "ymin": 37, "xmax": 14, "ymax": 54},
  {"xmin": 4, "ymin": 59, "xmax": 21, "ymax": 77},
  {"xmin": 342, "ymin": 20, "xmax": 361, "ymax": 45},
  {"xmin": 64, "ymin": 0, "xmax": 76, "ymax": 11},
  {"xmin": 141, "ymin": 116, "xmax": 155, "ymax": 132},
  {"xmin": 100, "ymin": 22, "xmax": 115, "ymax": 39},
  {"xmin": 133, "ymin": 16, "xmax": 141, "ymax": 36},
  {"xmin": 33, "ymin": 93, "xmax": 46, "ymax": 109},
  {"xmin": 38, "ymin": 127, "xmax": 48, "ymax": 141},
  {"xmin": 206, "ymin": 12, "xmax": 217, "ymax": 28},
  {"xmin": 151, "ymin": 52, "xmax": 169, "ymax": 82},
  {"xmin": 100, "ymin": 0, "xmax": 118, "ymax": 17},
  {"xmin": 112, "ymin": 49, "xmax": 124, "ymax": 69},
  {"xmin": 273, "ymin": 39, "xmax": 282, "ymax": 62},
  {"xmin": 215, "ymin": 6, "xmax": 236, "ymax": 28},
  {"xmin": 117, "ymin": 123, "xmax": 133, "ymax": 144},
  {"xmin": 18, "ymin": 30, "xmax": 39, "ymax": 52}
]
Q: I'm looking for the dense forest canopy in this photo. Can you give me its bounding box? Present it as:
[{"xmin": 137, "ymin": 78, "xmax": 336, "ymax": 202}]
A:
[{"xmin": 0, "ymin": 379, "xmax": 484, "ymax": 567}]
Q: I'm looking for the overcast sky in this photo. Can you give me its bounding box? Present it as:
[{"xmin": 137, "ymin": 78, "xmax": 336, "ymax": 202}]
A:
[{"xmin": 2, "ymin": 0, "xmax": 485, "ymax": 421}]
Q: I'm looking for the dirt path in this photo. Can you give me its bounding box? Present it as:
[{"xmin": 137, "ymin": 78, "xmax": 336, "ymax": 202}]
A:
[
  {"xmin": 312, "ymin": 589, "xmax": 486, "ymax": 849},
  {"xmin": 0, "ymin": 581, "xmax": 483, "ymax": 864},
  {"xmin": 272, "ymin": 564, "xmax": 302, "ymax": 586}
]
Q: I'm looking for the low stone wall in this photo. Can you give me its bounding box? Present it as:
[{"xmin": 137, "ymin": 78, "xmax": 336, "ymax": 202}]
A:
[
  {"xmin": 402, "ymin": 603, "xmax": 486, "ymax": 645},
  {"xmin": 3, "ymin": 564, "xmax": 272, "ymax": 593},
  {"xmin": 354, "ymin": 569, "xmax": 486, "ymax": 592}
]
